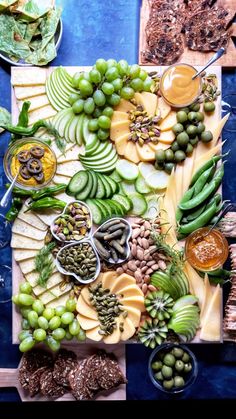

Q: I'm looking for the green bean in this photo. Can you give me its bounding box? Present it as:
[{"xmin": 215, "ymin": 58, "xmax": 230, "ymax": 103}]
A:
[
  {"xmin": 206, "ymin": 268, "xmax": 231, "ymax": 279},
  {"xmin": 179, "ymin": 165, "xmax": 224, "ymax": 211},
  {"xmin": 178, "ymin": 201, "xmax": 217, "ymax": 235},
  {"xmin": 190, "ymin": 154, "xmax": 226, "ymax": 186}
]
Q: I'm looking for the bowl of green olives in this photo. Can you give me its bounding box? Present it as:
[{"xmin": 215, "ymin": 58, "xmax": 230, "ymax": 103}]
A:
[{"xmin": 148, "ymin": 344, "xmax": 198, "ymax": 393}]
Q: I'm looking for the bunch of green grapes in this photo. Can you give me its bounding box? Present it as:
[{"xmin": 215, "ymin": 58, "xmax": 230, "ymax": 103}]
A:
[
  {"xmin": 69, "ymin": 58, "xmax": 154, "ymax": 140},
  {"xmin": 12, "ymin": 282, "xmax": 86, "ymax": 352}
]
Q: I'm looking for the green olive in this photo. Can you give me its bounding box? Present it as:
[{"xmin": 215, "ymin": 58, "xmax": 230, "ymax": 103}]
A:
[
  {"xmin": 186, "ymin": 143, "xmax": 194, "ymax": 155},
  {"xmin": 155, "ymin": 161, "xmax": 164, "ymax": 170},
  {"xmin": 152, "ymin": 361, "xmax": 162, "ymax": 371},
  {"xmin": 195, "ymin": 111, "xmax": 204, "ymax": 122},
  {"xmin": 184, "ymin": 362, "xmax": 192, "ymax": 373},
  {"xmin": 175, "ymin": 360, "xmax": 184, "ymax": 372},
  {"xmin": 180, "ymin": 107, "xmax": 189, "ymax": 114},
  {"xmin": 204, "ymin": 101, "xmax": 215, "ymax": 113},
  {"xmin": 186, "ymin": 125, "xmax": 198, "ymax": 137},
  {"xmin": 171, "ymin": 141, "xmax": 180, "ymax": 152},
  {"xmin": 158, "ymin": 352, "xmax": 165, "ymax": 361},
  {"xmin": 175, "ymin": 150, "xmax": 186, "ymax": 162},
  {"xmin": 171, "ymin": 347, "xmax": 184, "ymax": 359},
  {"xmin": 201, "ymin": 130, "xmax": 213, "ymax": 143},
  {"xmin": 163, "ymin": 379, "xmax": 174, "ymax": 390},
  {"xmin": 190, "ymin": 136, "xmax": 199, "ymax": 146},
  {"xmin": 177, "ymin": 111, "xmax": 188, "ymax": 124},
  {"xmin": 196, "ymin": 122, "xmax": 205, "ymax": 134},
  {"xmin": 187, "ymin": 111, "xmax": 197, "ymax": 122},
  {"xmin": 155, "ymin": 371, "xmax": 164, "ymax": 381},
  {"xmin": 174, "ymin": 376, "xmax": 185, "ymax": 388},
  {"xmin": 163, "ymin": 353, "xmax": 176, "ymax": 367},
  {"xmin": 164, "ymin": 162, "xmax": 175, "ymax": 174},
  {"xmin": 165, "ymin": 149, "xmax": 174, "ymax": 162},
  {"xmin": 190, "ymin": 102, "xmax": 200, "ymax": 112},
  {"xmin": 155, "ymin": 149, "xmax": 166, "ymax": 163},
  {"xmin": 162, "ymin": 365, "xmax": 173, "ymax": 379},
  {"xmin": 182, "ymin": 352, "xmax": 190, "ymax": 363},
  {"xmin": 176, "ymin": 132, "xmax": 189, "ymax": 147},
  {"xmin": 172, "ymin": 123, "xmax": 184, "ymax": 134}
]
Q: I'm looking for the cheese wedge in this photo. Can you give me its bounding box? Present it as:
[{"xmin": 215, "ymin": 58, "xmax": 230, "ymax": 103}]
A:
[
  {"xmin": 200, "ymin": 274, "xmax": 213, "ymax": 327},
  {"xmin": 211, "ymin": 113, "xmax": 230, "ymax": 147},
  {"xmin": 181, "ymin": 151, "xmax": 196, "ymax": 196},
  {"xmin": 158, "ymin": 130, "xmax": 175, "ymax": 144},
  {"xmin": 185, "ymin": 261, "xmax": 205, "ymax": 309},
  {"xmin": 109, "ymin": 273, "xmax": 136, "ymax": 294},
  {"xmin": 14, "ymin": 85, "xmax": 46, "ymax": 100},
  {"xmin": 122, "ymin": 305, "xmax": 141, "ymax": 328},
  {"xmin": 117, "ymin": 284, "xmax": 144, "ymax": 298},
  {"xmin": 115, "ymin": 99, "xmax": 135, "ymax": 113},
  {"xmin": 11, "ymin": 68, "xmax": 47, "ymax": 86},
  {"xmin": 103, "ymin": 325, "xmax": 121, "ymax": 344},
  {"xmin": 77, "ymin": 314, "xmax": 100, "ymax": 330},
  {"xmin": 86, "ymin": 326, "xmax": 103, "ymax": 342},
  {"xmin": 149, "ymin": 142, "xmax": 170, "ymax": 151},
  {"xmin": 102, "ymin": 271, "xmax": 119, "ymax": 290},
  {"xmin": 158, "ymin": 111, "xmax": 177, "ymax": 132},
  {"xmin": 111, "ymin": 111, "xmax": 129, "ymax": 123},
  {"xmin": 119, "ymin": 296, "xmax": 145, "ymax": 312},
  {"xmin": 135, "ymin": 92, "xmax": 158, "ymax": 116},
  {"xmin": 175, "ymin": 162, "xmax": 184, "ymax": 205},
  {"xmin": 124, "ymin": 141, "xmax": 140, "ymax": 163},
  {"xmin": 18, "ymin": 95, "xmax": 49, "ymax": 113},
  {"xmin": 114, "ymin": 133, "xmax": 129, "ymax": 155},
  {"xmin": 200, "ymin": 284, "xmax": 221, "ymax": 341},
  {"xmin": 110, "ymin": 120, "xmax": 130, "ymax": 139},
  {"xmin": 76, "ymin": 295, "xmax": 98, "ymax": 320},
  {"xmin": 136, "ymin": 143, "xmax": 155, "ymax": 161},
  {"xmin": 121, "ymin": 317, "xmax": 136, "ymax": 341},
  {"xmin": 12, "ymin": 219, "xmax": 46, "ymax": 241},
  {"xmin": 157, "ymin": 96, "xmax": 171, "ymax": 120}
]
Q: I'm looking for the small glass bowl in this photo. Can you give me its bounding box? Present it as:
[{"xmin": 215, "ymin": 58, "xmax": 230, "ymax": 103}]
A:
[
  {"xmin": 55, "ymin": 239, "xmax": 101, "ymax": 285},
  {"xmin": 185, "ymin": 227, "xmax": 229, "ymax": 272},
  {"xmin": 160, "ymin": 63, "xmax": 202, "ymax": 108},
  {"xmin": 148, "ymin": 343, "xmax": 198, "ymax": 394},
  {"xmin": 4, "ymin": 137, "xmax": 57, "ymax": 191}
]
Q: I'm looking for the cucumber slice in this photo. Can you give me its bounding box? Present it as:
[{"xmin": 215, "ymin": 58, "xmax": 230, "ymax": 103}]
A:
[
  {"xmin": 142, "ymin": 194, "xmax": 159, "ymax": 220},
  {"xmin": 138, "ymin": 162, "xmax": 156, "ymax": 180},
  {"xmin": 135, "ymin": 175, "xmax": 152, "ymax": 194},
  {"xmin": 146, "ymin": 170, "xmax": 169, "ymax": 190},
  {"xmin": 106, "ymin": 200, "xmax": 124, "ymax": 216},
  {"xmin": 129, "ymin": 193, "xmax": 147, "ymax": 216},
  {"xmin": 103, "ymin": 175, "xmax": 118, "ymax": 195},
  {"xmin": 116, "ymin": 159, "xmax": 139, "ymax": 181},
  {"xmin": 75, "ymin": 114, "xmax": 84, "ymax": 146},
  {"xmin": 110, "ymin": 170, "xmax": 122, "ymax": 183},
  {"xmin": 95, "ymin": 199, "xmax": 112, "ymax": 219},
  {"xmin": 89, "ymin": 170, "xmax": 98, "ymax": 198},
  {"xmin": 95, "ymin": 175, "xmax": 106, "ymax": 199},
  {"xmin": 120, "ymin": 181, "xmax": 136, "ymax": 196},
  {"xmin": 112, "ymin": 194, "xmax": 132, "ymax": 212},
  {"xmin": 75, "ymin": 172, "xmax": 93, "ymax": 200},
  {"xmin": 97, "ymin": 173, "xmax": 112, "ymax": 198},
  {"xmin": 86, "ymin": 199, "xmax": 102, "ymax": 224},
  {"xmin": 66, "ymin": 170, "xmax": 89, "ymax": 196}
]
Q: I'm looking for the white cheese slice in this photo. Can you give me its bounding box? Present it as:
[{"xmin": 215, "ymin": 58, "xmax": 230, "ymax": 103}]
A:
[
  {"xmin": 14, "ymin": 85, "xmax": 46, "ymax": 100},
  {"xmin": 57, "ymin": 144, "xmax": 81, "ymax": 163},
  {"xmin": 56, "ymin": 161, "xmax": 83, "ymax": 177},
  {"xmin": 28, "ymin": 105, "xmax": 57, "ymax": 126},
  {"xmin": 18, "ymin": 95, "xmax": 50, "ymax": 113},
  {"xmin": 11, "ymin": 68, "xmax": 47, "ymax": 86}
]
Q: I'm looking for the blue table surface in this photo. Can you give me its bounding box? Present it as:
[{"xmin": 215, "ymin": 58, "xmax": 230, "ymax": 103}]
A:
[{"xmin": 0, "ymin": 0, "xmax": 236, "ymax": 401}]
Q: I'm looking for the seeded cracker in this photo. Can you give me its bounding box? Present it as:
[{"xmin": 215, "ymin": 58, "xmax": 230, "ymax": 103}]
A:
[
  {"xmin": 68, "ymin": 359, "xmax": 95, "ymax": 400},
  {"xmin": 40, "ymin": 368, "xmax": 66, "ymax": 399},
  {"xmin": 19, "ymin": 350, "xmax": 53, "ymax": 390},
  {"xmin": 53, "ymin": 349, "xmax": 78, "ymax": 387},
  {"xmin": 28, "ymin": 366, "xmax": 48, "ymax": 397}
]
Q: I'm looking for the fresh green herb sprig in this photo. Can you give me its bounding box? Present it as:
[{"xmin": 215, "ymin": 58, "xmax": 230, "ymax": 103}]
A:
[{"xmin": 35, "ymin": 242, "xmax": 56, "ymax": 287}]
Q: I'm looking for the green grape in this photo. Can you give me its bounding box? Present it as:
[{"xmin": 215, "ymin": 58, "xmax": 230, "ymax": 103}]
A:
[
  {"xmin": 61, "ymin": 312, "xmax": 75, "ymax": 325},
  {"xmin": 55, "ymin": 305, "xmax": 66, "ymax": 317},
  {"xmin": 139, "ymin": 69, "xmax": 148, "ymax": 81},
  {"xmin": 130, "ymin": 78, "xmax": 144, "ymax": 91},
  {"xmin": 120, "ymin": 86, "xmax": 135, "ymax": 100},
  {"xmin": 65, "ymin": 329, "xmax": 73, "ymax": 340},
  {"xmin": 98, "ymin": 115, "xmax": 111, "ymax": 129},
  {"xmin": 33, "ymin": 328, "xmax": 47, "ymax": 342},
  {"xmin": 72, "ymin": 72, "xmax": 84, "ymax": 88},
  {"xmin": 93, "ymin": 90, "xmax": 106, "ymax": 107},
  {"xmin": 79, "ymin": 79, "xmax": 93, "ymax": 96},
  {"xmin": 18, "ymin": 330, "xmax": 32, "ymax": 342},
  {"xmin": 106, "ymin": 58, "xmax": 117, "ymax": 68},
  {"xmin": 38, "ymin": 316, "xmax": 49, "ymax": 330},
  {"xmin": 106, "ymin": 93, "xmax": 121, "ymax": 106},
  {"xmin": 72, "ymin": 99, "xmax": 84, "ymax": 114},
  {"xmin": 84, "ymin": 97, "xmax": 95, "ymax": 114},
  {"xmin": 117, "ymin": 59, "xmax": 129, "ymax": 76},
  {"xmin": 83, "ymin": 72, "xmax": 91, "ymax": 81},
  {"xmin": 68, "ymin": 93, "xmax": 81, "ymax": 105},
  {"xmin": 66, "ymin": 298, "xmax": 77, "ymax": 312},
  {"xmin": 49, "ymin": 316, "xmax": 61, "ymax": 330},
  {"xmin": 96, "ymin": 58, "xmax": 108, "ymax": 75},
  {"xmin": 89, "ymin": 68, "xmax": 102, "ymax": 84},
  {"xmin": 46, "ymin": 336, "xmax": 60, "ymax": 352},
  {"xmin": 88, "ymin": 118, "xmax": 99, "ymax": 132},
  {"xmin": 20, "ymin": 307, "xmax": 31, "ymax": 319},
  {"xmin": 102, "ymin": 106, "xmax": 114, "ymax": 117},
  {"xmin": 97, "ymin": 128, "xmax": 109, "ymax": 140},
  {"xmin": 32, "ymin": 300, "xmax": 44, "ymax": 316},
  {"xmin": 112, "ymin": 78, "xmax": 123, "ymax": 91},
  {"xmin": 76, "ymin": 328, "xmax": 86, "ymax": 341},
  {"xmin": 93, "ymin": 107, "xmax": 103, "ymax": 118},
  {"xmin": 129, "ymin": 64, "xmax": 140, "ymax": 79},
  {"xmin": 28, "ymin": 310, "xmax": 38, "ymax": 328},
  {"xmin": 69, "ymin": 319, "xmax": 80, "ymax": 336},
  {"xmin": 52, "ymin": 328, "xmax": 66, "ymax": 341},
  {"xmin": 101, "ymin": 82, "xmax": 114, "ymax": 95},
  {"xmin": 22, "ymin": 318, "xmax": 30, "ymax": 330},
  {"xmin": 143, "ymin": 77, "xmax": 154, "ymax": 92},
  {"xmin": 19, "ymin": 337, "xmax": 35, "ymax": 353},
  {"xmin": 12, "ymin": 294, "xmax": 20, "ymax": 305},
  {"xmin": 43, "ymin": 308, "xmax": 55, "ymax": 321},
  {"xmin": 105, "ymin": 67, "xmax": 119, "ymax": 82},
  {"xmin": 20, "ymin": 282, "xmax": 32, "ymax": 295},
  {"xmin": 18, "ymin": 293, "xmax": 34, "ymax": 306}
]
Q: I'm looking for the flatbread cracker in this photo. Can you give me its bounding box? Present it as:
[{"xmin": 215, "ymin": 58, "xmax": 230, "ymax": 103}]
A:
[
  {"xmin": 13, "ymin": 249, "xmax": 39, "ymax": 262},
  {"xmin": 12, "ymin": 219, "xmax": 46, "ymax": 241},
  {"xmin": 18, "ymin": 206, "xmax": 48, "ymax": 231},
  {"xmin": 33, "ymin": 272, "xmax": 64, "ymax": 296},
  {"xmin": 57, "ymin": 145, "xmax": 81, "ymax": 163},
  {"xmin": 28, "ymin": 104, "xmax": 57, "ymax": 126},
  {"xmin": 11, "ymin": 234, "xmax": 45, "ymax": 250},
  {"xmin": 19, "ymin": 258, "xmax": 36, "ymax": 275},
  {"xmin": 14, "ymin": 85, "xmax": 46, "ymax": 100},
  {"xmin": 56, "ymin": 161, "xmax": 83, "ymax": 177},
  {"xmin": 18, "ymin": 95, "xmax": 49, "ymax": 113},
  {"xmin": 53, "ymin": 174, "xmax": 71, "ymax": 185}
]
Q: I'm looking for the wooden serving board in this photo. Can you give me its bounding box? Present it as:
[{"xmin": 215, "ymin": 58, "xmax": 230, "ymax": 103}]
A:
[
  {"xmin": 11, "ymin": 65, "xmax": 223, "ymax": 344},
  {"xmin": 0, "ymin": 343, "xmax": 126, "ymax": 401},
  {"xmin": 139, "ymin": 0, "xmax": 236, "ymax": 67}
]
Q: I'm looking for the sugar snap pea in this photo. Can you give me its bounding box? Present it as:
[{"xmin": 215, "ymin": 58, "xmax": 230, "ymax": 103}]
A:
[
  {"xmin": 190, "ymin": 154, "xmax": 226, "ymax": 186},
  {"xmin": 193, "ymin": 164, "xmax": 216, "ymax": 196},
  {"xmin": 176, "ymin": 185, "xmax": 195, "ymax": 223},
  {"xmin": 186, "ymin": 193, "xmax": 221, "ymax": 222},
  {"xmin": 178, "ymin": 201, "xmax": 217, "ymax": 235},
  {"xmin": 179, "ymin": 165, "xmax": 224, "ymax": 211}
]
